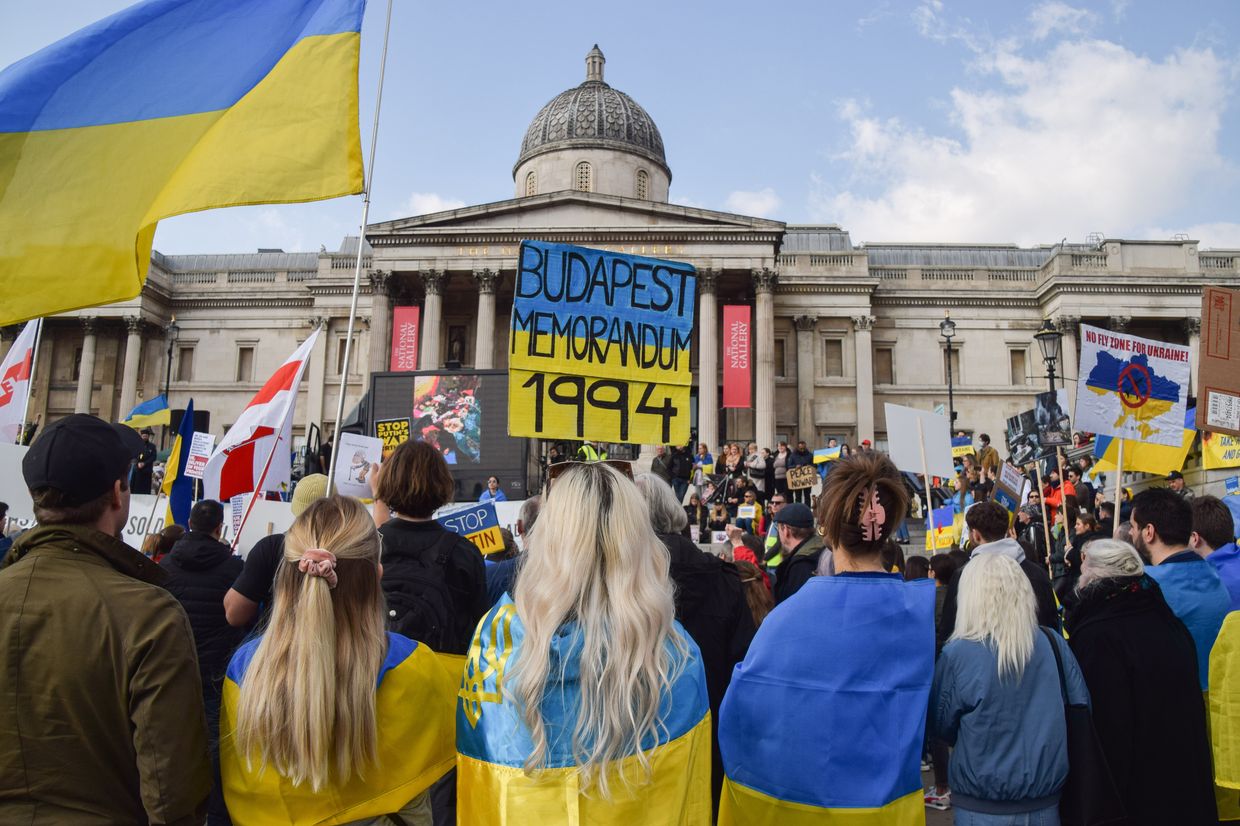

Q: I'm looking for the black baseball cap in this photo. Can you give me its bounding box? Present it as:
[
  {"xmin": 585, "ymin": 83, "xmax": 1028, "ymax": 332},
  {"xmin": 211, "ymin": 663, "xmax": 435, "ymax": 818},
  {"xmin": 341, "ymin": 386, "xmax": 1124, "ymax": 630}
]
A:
[
  {"xmin": 772, "ymin": 502, "xmax": 815, "ymax": 529},
  {"xmin": 23, "ymin": 414, "xmax": 145, "ymax": 505},
  {"xmin": 1166, "ymin": 470, "xmax": 1184, "ymax": 481}
]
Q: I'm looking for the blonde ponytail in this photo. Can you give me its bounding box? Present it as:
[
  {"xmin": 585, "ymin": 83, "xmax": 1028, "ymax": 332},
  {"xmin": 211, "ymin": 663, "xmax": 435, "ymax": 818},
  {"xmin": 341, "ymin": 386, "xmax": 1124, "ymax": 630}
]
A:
[{"xmin": 232, "ymin": 495, "xmax": 386, "ymax": 790}]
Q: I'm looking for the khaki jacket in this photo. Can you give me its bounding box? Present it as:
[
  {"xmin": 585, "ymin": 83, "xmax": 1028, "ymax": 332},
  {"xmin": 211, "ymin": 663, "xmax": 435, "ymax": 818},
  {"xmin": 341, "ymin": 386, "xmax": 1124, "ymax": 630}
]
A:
[{"xmin": 0, "ymin": 524, "xmax": 210, "ymax": 824}]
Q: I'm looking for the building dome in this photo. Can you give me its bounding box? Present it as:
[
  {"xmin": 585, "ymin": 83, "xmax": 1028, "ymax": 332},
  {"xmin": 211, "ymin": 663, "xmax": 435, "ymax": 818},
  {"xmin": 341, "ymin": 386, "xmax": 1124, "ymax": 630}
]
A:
[{"xmin": 513, "ymin": 47, "xmax": 671, "ymax": 200}]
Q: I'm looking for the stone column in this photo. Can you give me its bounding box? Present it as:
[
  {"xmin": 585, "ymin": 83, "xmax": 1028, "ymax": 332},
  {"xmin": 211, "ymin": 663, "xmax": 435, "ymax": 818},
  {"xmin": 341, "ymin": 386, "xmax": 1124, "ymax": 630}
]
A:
[
  {"xmin": 696, "ymin": 270, "xmax": 719, "ymax": 448},
  {"xmin": 118, "ymin": 316, "xmax": 144, "ymax": 416},
  {"xmin": 419, "ymin": 270, "xmax": 447, "ymax": 370},
  {"xmin": 1185, "ymin": 317, "xmax": 1201, "ymax": 395},
  {"xmin": 74, "ymin": 317, "xmax": 98, "ymax": 414},
  {"xmin": 367, "ymin": 271, "xmax": 393, "ymax": 375},
  {"xmin": 305, "ymin": 317, "xmax": 328, "ymax": 434},
  {"xmin": 752, "ymin": 269, "xmax": 778, "ymax": 449},
  {"xmin": 473, "ymin": 269, "xmax": 501, "ymax": 369},
  {"xmin": 852, "ymin": 315, "xmax": 876, "ymax": 444},
  {"xmin": 1055, "ymin": 315, "xmax": 1081, "ymax": 409},
  {"xmin": 794, "ymin": 315, "xmax": 818, "ymax": 444}
]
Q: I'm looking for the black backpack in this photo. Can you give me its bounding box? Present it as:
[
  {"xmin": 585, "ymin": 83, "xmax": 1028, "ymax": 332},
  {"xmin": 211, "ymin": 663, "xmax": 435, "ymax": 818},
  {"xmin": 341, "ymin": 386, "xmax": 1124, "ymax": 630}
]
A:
[{"xmin": 383, "ymin": 532, "xmax": 458, "ymax": 653}]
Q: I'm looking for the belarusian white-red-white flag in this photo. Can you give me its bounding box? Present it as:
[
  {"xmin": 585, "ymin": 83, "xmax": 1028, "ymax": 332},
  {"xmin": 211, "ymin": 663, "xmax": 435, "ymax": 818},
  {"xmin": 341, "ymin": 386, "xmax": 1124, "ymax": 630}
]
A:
[
  {"xmin": 203, "ymin": 329, "xmax": 319, "ymax": 502},
  {"xmin": 0, "ymin": 319, "xmax": 39, "ymax": 444}
]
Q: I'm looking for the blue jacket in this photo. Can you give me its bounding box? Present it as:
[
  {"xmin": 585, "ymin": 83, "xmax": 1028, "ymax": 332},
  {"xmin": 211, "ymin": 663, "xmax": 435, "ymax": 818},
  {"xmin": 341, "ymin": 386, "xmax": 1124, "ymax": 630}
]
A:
[
  {"xmin": 1146, "ymin": 551, "xmax": 1231, "ymax": 690},
  {"xmin": 478, "ymin": 489, "xmax": 507, "ymax": 503},
  {"xmin": 932, "ymin": 630, "xmax": 1089, "ymax": 814},
  {"xmin": 1208, "ymin": 542, "xmax": 1240, "ymax": 612}
]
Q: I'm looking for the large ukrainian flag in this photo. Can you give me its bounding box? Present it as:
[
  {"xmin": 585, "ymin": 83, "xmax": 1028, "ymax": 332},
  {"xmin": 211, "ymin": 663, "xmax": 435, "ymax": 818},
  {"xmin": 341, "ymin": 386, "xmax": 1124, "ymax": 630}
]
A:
[
  {"xmin": 718, "ymin": 575, "xmax": 936, "ymax": 825},
  {"xmin": 1092, "ymin": 406, "xmax": 1196, "ymax": 475},
  {"xmin": 0, "ymin": 0, "xmax": 365, "ymax": 325},
  {"xmin": 456, "ymin": 598, "xmax": 713, "ymax": 825},
  {"xmin": 221, "ymin": 631, "xmax": 457, "ymax": 826}
]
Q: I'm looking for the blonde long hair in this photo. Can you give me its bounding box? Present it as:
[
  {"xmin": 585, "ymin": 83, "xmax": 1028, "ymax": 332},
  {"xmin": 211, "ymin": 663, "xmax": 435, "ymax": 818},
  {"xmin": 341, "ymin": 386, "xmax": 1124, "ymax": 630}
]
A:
[
  {"xmin": 512, "ymin": 463, "xmax": 684, "ymax": 797},
  {"xmin": 232, "ymin": 495, "xmax": 387, "ymax": 790},
  {"xmin": 951, "ymin": 552, "xmax": 1036, "ymax": 681}
]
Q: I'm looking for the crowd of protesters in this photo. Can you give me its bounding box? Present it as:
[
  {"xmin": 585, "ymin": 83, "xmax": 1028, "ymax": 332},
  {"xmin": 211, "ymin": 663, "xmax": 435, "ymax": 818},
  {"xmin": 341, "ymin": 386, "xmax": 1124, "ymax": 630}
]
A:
[{"xmin": 0, "ymin": 415, "xmax": 1238, "ymax": 825}]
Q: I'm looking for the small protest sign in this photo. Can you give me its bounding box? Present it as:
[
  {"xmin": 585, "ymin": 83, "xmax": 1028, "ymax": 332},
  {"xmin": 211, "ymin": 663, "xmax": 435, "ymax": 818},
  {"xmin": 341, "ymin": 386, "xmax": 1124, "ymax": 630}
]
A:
[
  {"xmin": 738, "ymin": 505, "xmax": 756, "ymax": 519},
  {"xmin": 375, "ymin": 417, "xmax": 410, "ymax": 458},
  {"xmin": 508, "ymin": 241, "xmax": 697, "ymax": 445},
  {"xmin": 1075, "ymin": 324, "xmax": 1189, "ymax": 447},
  {"xmin": 1034, "ymin": 389, "xmax": 1071, "ymax": 448},
  {"xmin": 334, "ymin": 433, "xmax": 383, "ymax": 499},
  {"xmin": 885, "ymin": 404, "xmax": 954, "ymax": 478},
  {"xmin": 230, "ymin": 494, "xmax": 246, "ymax": 538},
  {"xmin": 437, "ymin": 502, "xmax": 504, "ymax": 555},
  {"xmin": 1225, "ymin": 476, "xmax": 1239, "ymax": 497},
  {"xmin": 184, "ymin": 432, "xmax": 215, "ymax": 479},
  {"xmin": 951, "ymin": 436, "xmax": 973, "ymax": 459},
  {"xmin": 1006, "ymin": 409, "xmax": 1041, "ymax": 466},
  {"xmin": 786, "ymin": 465, "xmax": 818, "ymax": 490},
  {"xmin": 1198, "ymin": 286, "xmax": 1240, "ymax": 437}
]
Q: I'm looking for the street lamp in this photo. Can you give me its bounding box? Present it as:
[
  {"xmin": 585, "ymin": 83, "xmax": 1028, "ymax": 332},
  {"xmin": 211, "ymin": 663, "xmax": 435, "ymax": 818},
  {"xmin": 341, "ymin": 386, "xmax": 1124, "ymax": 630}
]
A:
[
  {"xmin": 1033, "ymin": 318, "xmax": 1063, "ymax": 393},
  {"xmin": 939, "ymin": 311, "xmax": 957, "ymax": 425},
  {"xmin": 162, "ymin": 316, "xmax": 180, "ymax": 448}
]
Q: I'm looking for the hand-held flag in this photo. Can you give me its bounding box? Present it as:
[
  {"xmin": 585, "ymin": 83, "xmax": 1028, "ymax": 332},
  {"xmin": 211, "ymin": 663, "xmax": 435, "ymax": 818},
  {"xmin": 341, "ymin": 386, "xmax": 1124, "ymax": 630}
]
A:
[
  {"xmin": 121, "ymin": 394, "xmax": 171, "ymax": 430},
  {"xmin": 0, "ymin": 320, "xmax": 39, "ymax": 443},
  {"xmin": 203, "ymin": 330, "xmax": 319, "ymax": 502},
  {"xmin": 162, "ymin": 399, "xmax": 196, "ymax": 526},
  {"xmin": 0, "ymin": 0, "xmax": 366, "ymax": 325}
]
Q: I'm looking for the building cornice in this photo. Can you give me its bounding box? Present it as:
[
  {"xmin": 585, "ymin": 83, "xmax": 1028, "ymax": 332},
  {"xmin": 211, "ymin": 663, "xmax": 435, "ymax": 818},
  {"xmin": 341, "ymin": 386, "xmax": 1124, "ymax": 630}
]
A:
[{"xmin": 171, "ymin": 298, "xmax": 315, "ymax": 310}]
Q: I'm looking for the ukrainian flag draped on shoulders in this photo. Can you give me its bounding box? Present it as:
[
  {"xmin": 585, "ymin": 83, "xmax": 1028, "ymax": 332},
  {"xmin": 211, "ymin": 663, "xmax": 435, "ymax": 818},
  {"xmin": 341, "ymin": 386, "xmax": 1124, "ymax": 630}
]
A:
[
  {"xmin": 718, "ymin": 574, "xmax": 936, "ymax": 825},
  {"xmin": 0, "ymin": 0, "xmax": 365, "ymax": 325},
  {"xmin": 456, "ymin": 596, "xmax": 713, "ymax": 825},
  {"xmin": 220, "ymin": 631, "xmax": 457, "ymax": 826}
]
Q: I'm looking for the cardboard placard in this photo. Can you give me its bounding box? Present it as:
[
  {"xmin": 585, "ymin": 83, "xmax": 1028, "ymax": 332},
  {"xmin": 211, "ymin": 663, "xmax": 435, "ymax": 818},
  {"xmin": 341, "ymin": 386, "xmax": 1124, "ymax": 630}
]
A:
[
  {"xmin": 786, "ymin": 465, "xmax": 818, "ymax": 490},
  {"xmin": 1199, "ymin": 286, "xmax": 1240, "ymax": 437},
  {"xmin": 884, "ymin": 403, "xmax": 954, "ymax": 478},
  {"xmin": 508, "ymin": 241, "xmax": 697, "ymax": 445}
]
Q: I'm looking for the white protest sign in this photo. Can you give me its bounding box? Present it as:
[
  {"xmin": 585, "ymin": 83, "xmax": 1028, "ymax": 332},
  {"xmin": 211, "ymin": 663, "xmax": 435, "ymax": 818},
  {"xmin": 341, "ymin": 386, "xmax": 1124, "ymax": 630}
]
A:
[
  {"xmin": 884, "ymin": 403, "xmax": 954, "ymax": 478},
  {"xmin": 999, "ymin": 462, "xmax": 1024, "ymax": 494},
  {"xmin": 1074, "ymin": 324, "xmax": 1189, "ymax": 447},
  {"xmin": 230, "ymin": 494, "xmax": 247, "ymax": 538},
  {"xmin": 334, "ymin": 433, "xmax": 383, "ymax": 499},
  {"xmin": 184, "ymin": 432, "xmax": 215, "ymax": 479},
  {"xmin": 738, "ymin": 505, "xmax": 756, "ymax": 519}
]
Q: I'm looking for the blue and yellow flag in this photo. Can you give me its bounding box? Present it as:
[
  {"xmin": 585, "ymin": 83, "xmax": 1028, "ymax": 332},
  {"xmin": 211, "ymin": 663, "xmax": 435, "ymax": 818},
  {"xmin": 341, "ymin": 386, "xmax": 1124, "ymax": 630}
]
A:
[
  {"xmin": 719, "ymin": 575, "xmax": 935, "ymax": 825},
  {"xmin": 0, "ymin": 0, "xmax": 365, "ymax": 325},
  {"xmin": 221, "ymin": 631, "xmax": 457, "ymax": 826},
  {"xmin": 813, "ymin": 446, "xmax": 841, "ymax": 464},
  {"xmin": 121, "ymin": 393, "xmax": 171, "ymax": 429},
  {"xmin": 456, "ymin": 598, "xmax": 712, "ymax": 825},
  {"xmin": 1093, "ymin": 406, "xmax": 1196, "ymax": 475},
  {"xmin": 161, "ymin": 399, "xmax": 195, "ymax": 527}
]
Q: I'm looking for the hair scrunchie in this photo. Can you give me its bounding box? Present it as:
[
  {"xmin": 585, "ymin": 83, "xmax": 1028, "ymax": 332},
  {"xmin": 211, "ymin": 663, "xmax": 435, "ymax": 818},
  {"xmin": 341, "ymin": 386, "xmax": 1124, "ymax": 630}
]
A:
[{"xmin": 298, "ymin": 548, "xmax": 338, "ymax": 589}]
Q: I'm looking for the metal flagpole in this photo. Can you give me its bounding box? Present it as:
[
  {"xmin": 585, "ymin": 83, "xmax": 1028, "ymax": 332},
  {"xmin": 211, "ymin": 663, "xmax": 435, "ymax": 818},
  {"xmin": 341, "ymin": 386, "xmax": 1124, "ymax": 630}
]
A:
[
  {"xmin": 16, "ymin": 318, "xmax": 43, "ymax": 444},
  {"xmin": 326, "ymin": 0, "xmax": 395, "ymax": 497}
]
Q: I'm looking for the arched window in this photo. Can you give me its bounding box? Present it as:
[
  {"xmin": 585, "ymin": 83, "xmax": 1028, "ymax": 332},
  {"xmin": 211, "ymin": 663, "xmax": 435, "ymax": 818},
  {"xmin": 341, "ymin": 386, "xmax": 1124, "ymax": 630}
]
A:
[
  {"xmin": 574, "ymin": 161, "xmax": 592, "ymax": 193},
  {"xmin": 636, "ymin": 169, "xmax": 649, "ymax": 200},
  {"xmin": 525, "ymin": 171, "xmax": 537, "ymax": 197}
]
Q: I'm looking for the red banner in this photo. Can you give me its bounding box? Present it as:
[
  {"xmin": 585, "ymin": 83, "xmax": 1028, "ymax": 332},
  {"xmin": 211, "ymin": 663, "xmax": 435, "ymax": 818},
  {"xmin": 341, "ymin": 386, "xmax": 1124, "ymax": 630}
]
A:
[
  {"xmin": 722, "ymin": 305, "xmax": 751, "ymax": 408},
  {"xmin": 389, "ymin": 306, "xmax": 420, "ymax": 371}
]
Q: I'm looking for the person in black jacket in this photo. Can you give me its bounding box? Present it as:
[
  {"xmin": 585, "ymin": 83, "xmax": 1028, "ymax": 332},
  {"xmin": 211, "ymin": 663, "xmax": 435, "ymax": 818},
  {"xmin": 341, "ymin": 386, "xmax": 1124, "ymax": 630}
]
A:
[
  {"xmin": 937, "ymin": 501, "xmax": 1060, "ymax": 650},
  {"xmin": 160, "ymin": 499, "xmax": 244, "ymax": 826},
  {"xmin": 1066, "ymin": 539, "xmax": 1218, "ymax": 826},
  {"xmin": 131, "ymin": 427, "xmax": 158, "ymax": 494},
  {"xmin": 635, "ymin": 473, "xmax": 755, "ymax": 817},
  {"xmin": 371, "ymin": 441, "xmax": 488, "ymax": 656},
  {"xmin": 770, "ymin": 503, "xmax": 828, "ymax": 604}
]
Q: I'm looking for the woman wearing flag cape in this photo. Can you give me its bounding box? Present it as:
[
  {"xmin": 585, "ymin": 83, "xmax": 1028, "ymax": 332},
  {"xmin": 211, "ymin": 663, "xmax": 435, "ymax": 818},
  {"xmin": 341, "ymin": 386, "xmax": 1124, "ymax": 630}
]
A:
[
  {"xmin": 718, "ymin": 452, "xmax": 937, "ymax": 824},
  {"xmin": 455, "ymin": 462, "xmax": 712, "ymax": 824}
]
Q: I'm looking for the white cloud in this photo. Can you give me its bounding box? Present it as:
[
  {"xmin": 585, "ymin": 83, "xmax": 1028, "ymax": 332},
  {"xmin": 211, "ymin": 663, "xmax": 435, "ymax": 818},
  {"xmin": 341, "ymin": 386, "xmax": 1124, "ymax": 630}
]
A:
[
  {"xmin": 397, "ymin": 192, "xmax": 466, "ymax": 217},
  {"xmin": 812, "ymin": 37, "xmax": 1235, "ymax": 245},
  {"xmin": 725, "ymin": 188, "xmax": 781, "ymax": 217},
  {"xmin": 1028, "ymin": 2, "xmax": 1095, "ymax": 40},
  {"xmin": 1146, "ymin": 222, "xmax": 1240, "ymax": 250}
]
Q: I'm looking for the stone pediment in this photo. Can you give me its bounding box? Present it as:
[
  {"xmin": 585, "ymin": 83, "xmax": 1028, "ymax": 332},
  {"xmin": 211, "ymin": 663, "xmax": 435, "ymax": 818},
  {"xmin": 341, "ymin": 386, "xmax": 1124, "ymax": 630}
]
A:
[{"xmin": 367, "ymin": 190, "xmax": 784, "ymax": 237}]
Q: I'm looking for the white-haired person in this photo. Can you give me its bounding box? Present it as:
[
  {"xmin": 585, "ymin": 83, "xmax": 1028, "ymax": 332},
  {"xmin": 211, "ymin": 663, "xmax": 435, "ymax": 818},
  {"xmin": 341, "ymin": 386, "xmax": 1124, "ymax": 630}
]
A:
[
  {"xmin": 220, "ymin": 496, "xmax": 458, "ymax": 825},
  {"xmin": 1067, "ymin": 539, "xmax": 1217, "ymax": 825},
  {"xmin": 455, "ymin": 462, "xmax": 711, "ymax": 824},
  {"xmin": 635, "ymin": 472, "xmax": 755, "ymax": 816},
  {"xmin": 931, "ymin": 552, "xmax": 1089, "ymax": 825}
]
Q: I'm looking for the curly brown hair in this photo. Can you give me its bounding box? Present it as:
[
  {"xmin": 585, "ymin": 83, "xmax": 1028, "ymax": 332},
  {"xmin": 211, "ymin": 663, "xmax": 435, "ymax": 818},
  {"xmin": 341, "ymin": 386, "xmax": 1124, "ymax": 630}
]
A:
[{"xmin": 814, "ymin": 452, "xmax": 909, "ymax": 557}]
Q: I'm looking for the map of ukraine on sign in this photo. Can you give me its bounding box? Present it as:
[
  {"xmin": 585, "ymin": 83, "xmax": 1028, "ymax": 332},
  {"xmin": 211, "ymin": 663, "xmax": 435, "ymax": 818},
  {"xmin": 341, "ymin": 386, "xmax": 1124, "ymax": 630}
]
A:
[
  {"xmin": 437, "ymin": 502, "xmax": 504, "ymax": 555},
  {"xmin": 1074, "ymin": 324, "xmax": 1189, "ymax": 447},
  {"xmin": 508, "ymin": 241, "xmax": 697, "ymax": 444}
]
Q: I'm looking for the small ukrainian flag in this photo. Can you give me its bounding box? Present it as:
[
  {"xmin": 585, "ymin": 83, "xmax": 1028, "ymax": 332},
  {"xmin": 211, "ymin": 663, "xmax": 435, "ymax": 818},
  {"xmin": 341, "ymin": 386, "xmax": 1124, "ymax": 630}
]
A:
[{"xmin": 121, "ymin": 394, "xmax": 171, "ymax": 430}]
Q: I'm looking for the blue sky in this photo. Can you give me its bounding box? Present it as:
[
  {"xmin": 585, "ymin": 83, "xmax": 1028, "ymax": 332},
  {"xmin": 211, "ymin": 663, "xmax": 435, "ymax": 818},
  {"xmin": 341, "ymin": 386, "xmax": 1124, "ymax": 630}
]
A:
[{"xmin": 4, "ymin": 0, "xmax": 1238, "ymax": 253}]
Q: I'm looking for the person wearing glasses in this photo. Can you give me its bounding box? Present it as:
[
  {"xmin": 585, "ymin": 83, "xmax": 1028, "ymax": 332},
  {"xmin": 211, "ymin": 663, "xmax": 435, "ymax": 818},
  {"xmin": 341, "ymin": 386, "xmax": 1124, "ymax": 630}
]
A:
[
  {"xmin": 457, "ymin": 462, "xmax": 711, "ymax": 823},
  {"xmin": 478, "ymin": 476, "xmax": 506, "ymax": 503}
]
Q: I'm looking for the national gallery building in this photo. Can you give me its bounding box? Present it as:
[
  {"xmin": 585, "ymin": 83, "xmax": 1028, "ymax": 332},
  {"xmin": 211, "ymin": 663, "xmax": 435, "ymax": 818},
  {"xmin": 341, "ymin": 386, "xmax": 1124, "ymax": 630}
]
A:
[{"xmin": 5, "ymin": 47, "xmax": 1236, "ymax": 465}]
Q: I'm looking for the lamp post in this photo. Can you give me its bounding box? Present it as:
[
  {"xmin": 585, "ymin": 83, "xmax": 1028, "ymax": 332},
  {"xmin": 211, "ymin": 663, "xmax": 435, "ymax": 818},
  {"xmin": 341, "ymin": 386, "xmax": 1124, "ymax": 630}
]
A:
[
  {"xmin": 162, "ymin": 316, "xmax": 180, "ymax": 449},
  {"xmin": 939, "ymin": 311, "xmax": 957, "ymax": 425},
  {"xmin": 1033, "ymin": 318, "xmax": 1063, "ymax": 394}
]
